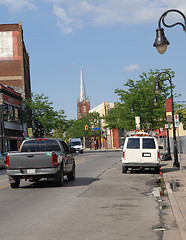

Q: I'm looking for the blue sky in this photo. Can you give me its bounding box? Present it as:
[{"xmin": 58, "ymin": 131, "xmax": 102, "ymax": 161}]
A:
[{"xmin": 0, "ymin": 0, "xmax": 186, "ymax": 120}]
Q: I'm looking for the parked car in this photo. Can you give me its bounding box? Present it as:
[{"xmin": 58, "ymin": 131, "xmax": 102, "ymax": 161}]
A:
[
  {"xmin": 121, "ymin": 132, "xmax": 161, "ymax": 173},
  {"xmin": 0, "ymin": 153, "xmax": 5, "ymax": 169}
]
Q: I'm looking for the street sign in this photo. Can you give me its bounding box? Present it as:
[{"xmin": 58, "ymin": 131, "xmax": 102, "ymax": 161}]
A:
[
  {"xmin": 85, "ymin": 125, "xmax": 88, "ymax": 130},
  {"xmin": 93, "ymin": 127, "xmax": 100, "ymax": 130},
  {"xmin": 165, "ymin": 124, "xmax": 169, "ymax": 129}
]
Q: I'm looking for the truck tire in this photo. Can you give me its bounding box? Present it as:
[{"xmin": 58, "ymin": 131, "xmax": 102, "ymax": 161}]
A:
[
  {"xmin": 67, "ymin": 165, "xmax": 75, "ymax": 181},
  {"xmin": 56, "ymin": 167, "xmax": 64, "ymax": 186},
  {"xmin": 10, "ymin": 178, "xmax": 20, "ymax": 188}
]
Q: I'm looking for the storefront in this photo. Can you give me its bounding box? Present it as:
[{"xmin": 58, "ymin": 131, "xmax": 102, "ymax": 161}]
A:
[{"xmin": 0, "ymin": 84, "xmax": 24, "ymax": 153}]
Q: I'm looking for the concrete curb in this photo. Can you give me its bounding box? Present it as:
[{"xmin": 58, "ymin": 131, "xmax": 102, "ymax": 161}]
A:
[{"xmin": 164, "ymin": 173, "xmax": 186, "ymax": 240}]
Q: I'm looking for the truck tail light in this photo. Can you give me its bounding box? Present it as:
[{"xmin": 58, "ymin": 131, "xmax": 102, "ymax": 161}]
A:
[
  {"xmin": 158, "ymin": 151, "xmax": 160, "ymax": 159},
  {"xmin": 5, "ymin": 155, "xmax": 9, "ymax": 167},
  {"xmin": 123, "ymin": 151, "xmax": 125, "ymax": 158},
  {"xmin": 52, "ymin": 153, "xmax": 58, "ymax": 166}
]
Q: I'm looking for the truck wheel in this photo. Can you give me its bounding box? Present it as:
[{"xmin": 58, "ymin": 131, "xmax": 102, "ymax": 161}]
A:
[
  {"xmin": 122, "ymin": 165, "xmax": 128, "ymax": 173},
  {"xmin": 57, "ymin": 167, "xmax": 64, "ymax": 186},
  {"xmin": 67, "ymin": 165, "xmax": 75, "ymax": 181},
  {"xmin": 10, "ymin": 178, "xmax": 20, "ymax": 189}
]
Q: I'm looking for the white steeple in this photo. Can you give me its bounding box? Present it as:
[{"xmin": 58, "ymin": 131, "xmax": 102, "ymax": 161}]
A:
[{"xmin": 80, "ymin": 67, "xmax": 86, "ymax": 102}]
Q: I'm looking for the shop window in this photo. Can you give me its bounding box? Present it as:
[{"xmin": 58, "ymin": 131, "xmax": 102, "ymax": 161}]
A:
[
  {"xmin": 8, "ymin": 105, "xmax": 14, "ymax": 121},
  {"xmin": 15, "ymin": 107, "xmax": 19, "ymax": 121},
  {"xmin": 3, "ymin": 103, "xmax": 8, "ymax": 121}
]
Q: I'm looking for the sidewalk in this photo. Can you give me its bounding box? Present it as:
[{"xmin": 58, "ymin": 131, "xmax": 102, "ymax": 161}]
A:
[{"xmin": 161, "ymin": 154, "xmax": 186, "ymax": 240}]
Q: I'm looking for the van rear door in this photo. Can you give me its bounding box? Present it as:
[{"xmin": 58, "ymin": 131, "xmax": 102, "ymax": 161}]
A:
[
  {"xmin": 141, "ymin": 137, "xmax": 157, "ymax": 163},
  {"xmin": 125, "ymin": 138, "xmax": 141, "ymax": 163}
]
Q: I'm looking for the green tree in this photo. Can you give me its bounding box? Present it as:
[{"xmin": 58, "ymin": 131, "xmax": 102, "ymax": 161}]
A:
[
  {"xmin": 106, "ymin": 69, "xmax": 177, "ymax": 131},
  {"xmin": 67, "ymin": 112, "xmax": 101, "ymax": 140},
  {"xmin": 24, "ymin": 93, "xmax": 68, "ymax": 137},
  {"xmin": 175, "ymin": 104, "xmax": 186, "ymax": 130}
]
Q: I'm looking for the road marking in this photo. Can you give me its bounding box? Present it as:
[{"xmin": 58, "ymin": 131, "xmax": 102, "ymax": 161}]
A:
[
  {"xmin": 75, "ymin": 153, "xmax": 94, "ymax": 165},
  {"xmin": 0, "ymin": 179, "xmax": 8, "ymax": 183},
  {"xmin": 76, "ymin": 158, "xmax": 85, "ymax": 164},
  {"xmin": 0, "ymin": 184, "xmax": 9, "ymax": 189}
]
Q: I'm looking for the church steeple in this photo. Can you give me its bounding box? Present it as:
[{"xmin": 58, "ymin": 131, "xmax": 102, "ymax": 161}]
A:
[
  {"xmin": 77, "ymin": 67, "xmax": 90, "ymax": 119},
  {"xmin": 80, "ymin": 67, "xmax": 86, "ymax": 101}
]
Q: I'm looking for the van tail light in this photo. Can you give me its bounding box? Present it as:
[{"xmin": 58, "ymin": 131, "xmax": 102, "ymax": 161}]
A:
[
  {"xmin": 52, "ymin": 153, "xmax": 58, "ymax": 166},
  {"xmin": 5, "ymin": 155, "xmax": 9, "ymax": 167},
  {"xmin": 123, "ymin": 151, "xmax": 125, "ymax": 158},
  {"xmin": 158, "ymin": 151, "xmax": 160, "ymax": 159}
]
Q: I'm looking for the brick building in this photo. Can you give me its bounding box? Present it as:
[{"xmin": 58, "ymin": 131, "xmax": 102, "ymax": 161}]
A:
[
  {"xmin": 0, "ymin": 22, "xmax": 31, "ymax": 100},
  {"xmin": 0, "ymin": 84, "xmax": 23, "ymax": 153},
  {"xmin": 77, "ymin": 67, "xmax": 90, "ymax": 119},
  {"xmin": 0, "ymin": 22, "xmax": 31, "ymax": 152}
]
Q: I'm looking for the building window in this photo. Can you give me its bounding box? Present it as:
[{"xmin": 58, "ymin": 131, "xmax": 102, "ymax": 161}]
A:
[
  {"xmin": 8, "ymin": 105, "xmax": 14, "ymax": 121},
  {"xmin": 3, "ymin": 103, "xmax": 8, "ymax": 121},
  {"xmin": 83, "ymin": 105, "xmax": 86, "ymax": 113},
  {"xmin": 15, "ymin": 107, "xmax": 19, "ymax": 121}
]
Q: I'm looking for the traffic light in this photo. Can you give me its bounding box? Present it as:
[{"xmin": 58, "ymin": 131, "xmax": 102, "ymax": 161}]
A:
[
  {"xmin": 85, "ymin": 125, "xmax": 88, "ymax": 130},
  {"xmin": 174, "ymin": 114, "xmax": 179, "ymax": 128}
]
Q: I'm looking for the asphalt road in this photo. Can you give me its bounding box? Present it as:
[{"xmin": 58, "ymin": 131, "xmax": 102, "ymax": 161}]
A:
[{"xmin": 0, "ymin": 150, "xmax": 165, "ymax": 240}]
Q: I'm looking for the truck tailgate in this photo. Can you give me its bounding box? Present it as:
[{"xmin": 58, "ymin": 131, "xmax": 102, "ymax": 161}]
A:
[{"xmin": 8, "ymin": 152, "xmax": 54, "ymax": 169}]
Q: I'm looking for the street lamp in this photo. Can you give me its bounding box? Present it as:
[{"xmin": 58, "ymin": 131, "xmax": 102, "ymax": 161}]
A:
[
  {"xmin": 154, "ymin": 72, "xmax": 179, "ymax": 167},
  {"xmin": 153, "ymin": 9, "xmax": 186, "ymax": 54},
  {"xmin": 131, "ymin": 101, "xmax": 142, "ymax": 130}
]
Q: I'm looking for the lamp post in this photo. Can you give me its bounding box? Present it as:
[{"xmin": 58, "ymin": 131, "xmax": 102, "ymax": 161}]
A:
[
  {"xmin": 131, "ymin": 101, "xmax": 142, "ymax": 130},
  {"xmin": 154, "ymin": 72, "xmax": 179, "ymax": 167},
  {"xmin": 153, "ymin": 9, "xmax": 186, "ymax": 54}
]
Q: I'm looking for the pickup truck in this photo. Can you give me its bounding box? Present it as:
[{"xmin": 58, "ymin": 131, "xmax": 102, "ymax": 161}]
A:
[{"xmin": 5, "ymin": 138, "xmax": 75, "ymax": 188}]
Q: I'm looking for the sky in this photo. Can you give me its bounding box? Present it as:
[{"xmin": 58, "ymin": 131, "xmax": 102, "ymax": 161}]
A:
[{"xmin": 0, "ymin": 0, "xmax": 186, "ymax": 120}]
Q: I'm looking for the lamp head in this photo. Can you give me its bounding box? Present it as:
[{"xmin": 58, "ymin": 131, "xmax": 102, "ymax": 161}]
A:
[
  {"xmin": 131, "ymin": 106, "xmax": 134, "ymax": 114},
  {"xmin": 153, "ymin": 28, "xmax": 170, "ymax": 54},
  {"xmin": 153, "ymin": 95, "xmax": 159, "ymax": 106},
  {"xmin": 154, "ymin": 80, "xmax": 162, "ymax": 95}
]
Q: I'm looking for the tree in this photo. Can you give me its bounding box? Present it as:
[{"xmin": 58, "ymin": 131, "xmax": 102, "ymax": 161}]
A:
[
  {"xmin": 24, "ymin": 93, "xmax": 68, "ymax": 137},
  {"xmin": 175, "ymin": 104, "xmax": 186, "ymax": 130},
  {"xmin": 106, "ymin": 68, "xmax": 177, "ymax": 131},
  {"xmin": 66, "ymin": 112, "xmax": 101, "ymax": 140}
]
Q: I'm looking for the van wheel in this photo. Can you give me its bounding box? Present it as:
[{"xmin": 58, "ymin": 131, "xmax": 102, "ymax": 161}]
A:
[
  {"xmin": 154, "ymin": 167, "xmax": 160, "ymax": 174},
  {"xmin": 10, "ymin": 178, "xmax": 20, "ymax": 188},
  {"xmin": 122, "ymin": 165, "xmax": 128, "ymax": 173}
]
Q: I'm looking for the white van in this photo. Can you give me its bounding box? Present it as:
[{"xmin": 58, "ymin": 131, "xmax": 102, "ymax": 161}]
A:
[
  {"xmin": 70, "ymin": 138, "xmax": 83, "ymax": 154},
  {"xmin": 121, "ymin": 133, "xmax": 160, "ymax": 173}
]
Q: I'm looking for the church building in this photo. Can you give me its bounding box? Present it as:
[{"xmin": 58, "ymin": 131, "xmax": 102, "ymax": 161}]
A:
[{"xmin": 77, "ymin": 67, "xmax": 90, "ymax": 119}]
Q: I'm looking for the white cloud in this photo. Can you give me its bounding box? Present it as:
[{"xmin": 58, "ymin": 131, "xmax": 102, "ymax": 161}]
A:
[
  {"xmin": 49, "ymin": 0, "xmax": 186, "ymax": 34},
  {"xmin": 122, "ymin": 64, "xmax": 140, "ymax": 72},
  {"xmin": 2, "ymin": 0, "xmax": 186, "ymax": 34},
  {"xmin": 0, "ymin": 0, "xmax": 37, "ymax": 12},
  {"xmin": 53, "ymin": 4, "xmax": 83, "ymax": 34}
]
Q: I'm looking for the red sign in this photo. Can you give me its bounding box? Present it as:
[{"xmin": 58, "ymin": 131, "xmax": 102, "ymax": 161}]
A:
[{"xmin": 3, "ymin": 94, "xmax": 21, "ymax": 106}]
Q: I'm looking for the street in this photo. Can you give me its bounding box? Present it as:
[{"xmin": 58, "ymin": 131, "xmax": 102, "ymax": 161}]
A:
[{"xmin": 0, "ymin": 150, "xmax": 178, "ymax": 240}]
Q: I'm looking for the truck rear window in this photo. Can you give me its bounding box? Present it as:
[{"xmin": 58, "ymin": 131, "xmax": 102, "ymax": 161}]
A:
[
  {"xmin": 142, "ymin": 138, "xmax": 155, "ymax": 149},
  {"xmin": 21, "ymin": 140, "xmax": 61, "ymax": 152},
  {"xmin": 127, "ymin": 138, "xmax": 140, "ymax": 149}
]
